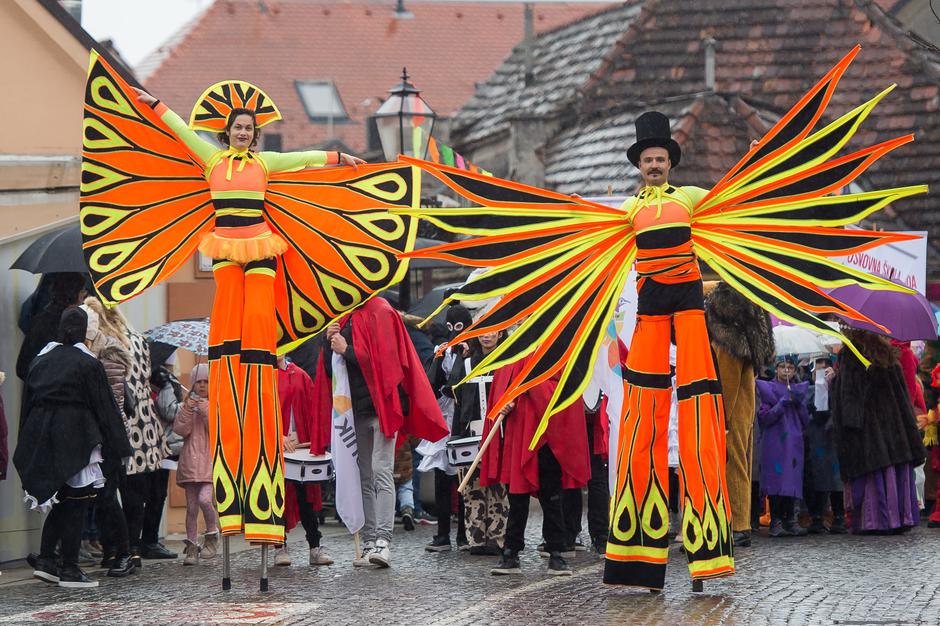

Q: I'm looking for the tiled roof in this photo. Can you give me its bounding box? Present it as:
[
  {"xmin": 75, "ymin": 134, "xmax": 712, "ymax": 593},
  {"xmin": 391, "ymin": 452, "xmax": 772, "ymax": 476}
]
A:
[
  {"xmin": 450, "ymin": 1, "xmax": 644, "ymax": 147},
  {"xmin": 573, "ymin": 0, "xmax": 940, "ymax": 264},
  {"xmin": 141, "ymin": 0, "xmax": 608, "ymax": 153},
  {"xmin": 544, "ymin": 94, "xmax": 767, "ymax": 196}
]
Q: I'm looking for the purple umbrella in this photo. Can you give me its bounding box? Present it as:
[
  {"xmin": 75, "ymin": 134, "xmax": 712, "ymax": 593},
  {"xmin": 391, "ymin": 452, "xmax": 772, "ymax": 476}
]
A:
[{"xmin": 829, "ymin": 283, "xmax": 938, "ymax": 341}]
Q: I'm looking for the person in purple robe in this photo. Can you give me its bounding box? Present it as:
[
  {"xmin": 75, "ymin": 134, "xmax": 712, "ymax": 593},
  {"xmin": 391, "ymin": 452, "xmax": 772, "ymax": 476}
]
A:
[{"xmin": 756, "ymin": 355, "xmax": 810, "ymax": 538}]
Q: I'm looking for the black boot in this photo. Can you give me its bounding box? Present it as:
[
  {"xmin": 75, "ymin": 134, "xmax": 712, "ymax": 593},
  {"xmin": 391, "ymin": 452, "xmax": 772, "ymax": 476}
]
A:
[
  {"xmin": 829, "ymin": 516, "xmax": 847, "ymax": 534},
  {"xmin": 106, "ymin": 554, "xmax": 135, "ymax": 577},
  {"xmin": 732, "ymin": 530, "xmax": 752, "ymax": 547},
  {"xmin": 807, "ymin": 517, "xmax": 827, "ymax": 534},
  {"xmin": 57, "ymin": 564, "xmax": 98, "ymax": 588},
  {"xmin": 490, "ymin": 549, "xmax": 521, "ymax": 575},
  {"xmin": 141, "ymin": 542, "xmax": 177, "ymax": 559},
  {"xmin": 547, "ymin": 552, "xmax": 572, "ymax": 576}
]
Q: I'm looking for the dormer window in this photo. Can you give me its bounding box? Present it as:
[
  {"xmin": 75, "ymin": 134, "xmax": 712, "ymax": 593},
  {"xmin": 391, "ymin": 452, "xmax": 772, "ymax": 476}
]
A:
[{"xmin": 295, "ymin": 80, "xmax": 349, "ymax": 122}]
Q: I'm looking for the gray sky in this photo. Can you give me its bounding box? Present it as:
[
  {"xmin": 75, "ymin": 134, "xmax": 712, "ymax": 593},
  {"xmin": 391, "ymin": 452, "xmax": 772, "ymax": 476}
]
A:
[
  {"xmin": 80, "ymin": 0, "xmax": 615, "ymax": 68},
  {"xmin": 81, "ymin": 0, "xmax": 214, "ymax": 67}
]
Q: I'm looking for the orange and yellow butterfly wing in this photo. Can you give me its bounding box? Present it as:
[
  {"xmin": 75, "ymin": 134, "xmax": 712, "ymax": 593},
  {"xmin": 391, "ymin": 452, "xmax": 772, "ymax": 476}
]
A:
[{"xmin": 81, "ymin": 51, "xmax": 214, "ymax": 305}]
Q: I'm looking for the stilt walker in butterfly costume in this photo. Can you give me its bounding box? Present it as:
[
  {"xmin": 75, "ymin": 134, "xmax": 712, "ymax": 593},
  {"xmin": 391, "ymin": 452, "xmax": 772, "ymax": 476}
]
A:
[
  {"xmin": 80, "ymin": 53, "xmax": 422, "ymax": 589},
  {"xmin": 394, "ymin": 46, "xmax": 928, "ymax": 591}
]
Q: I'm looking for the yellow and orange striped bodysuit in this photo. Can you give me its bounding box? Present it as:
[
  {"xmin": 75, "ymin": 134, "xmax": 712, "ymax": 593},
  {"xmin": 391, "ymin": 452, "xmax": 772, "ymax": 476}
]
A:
[
  {"xmin": 604, "ymin": 184, "xmax": 734, "ymax": 589},
  {"xmin": 156, "ymin": 102, "xmax": 339, "ymax": 543}
]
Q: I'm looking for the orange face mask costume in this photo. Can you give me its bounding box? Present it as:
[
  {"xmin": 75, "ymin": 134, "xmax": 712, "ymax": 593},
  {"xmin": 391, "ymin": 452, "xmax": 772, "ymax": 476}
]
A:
[
  {"xmin": 395, "ymin": 46, "xmax": 927, "ymax": 591},
  {"xmin": 80, "ymin": 52, "xmax": 420, "ymax": 545}
]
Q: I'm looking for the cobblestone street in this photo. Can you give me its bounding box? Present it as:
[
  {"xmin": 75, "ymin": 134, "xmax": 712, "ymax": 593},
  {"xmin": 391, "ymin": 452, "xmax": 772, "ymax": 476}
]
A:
[{"xmin": 1, "ymin": 514, "xmax": 939, "ymax": 625}]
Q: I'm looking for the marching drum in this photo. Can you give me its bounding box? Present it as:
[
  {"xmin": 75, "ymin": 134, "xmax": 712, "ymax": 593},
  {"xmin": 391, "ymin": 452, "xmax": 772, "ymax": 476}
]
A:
[
  {"xmin": 283, "ymin": 450, "xmax": 333, "ymax": 483},
  {"xmin": 446, "ymin": 435, "xmax": 481, "ymax": 467}
]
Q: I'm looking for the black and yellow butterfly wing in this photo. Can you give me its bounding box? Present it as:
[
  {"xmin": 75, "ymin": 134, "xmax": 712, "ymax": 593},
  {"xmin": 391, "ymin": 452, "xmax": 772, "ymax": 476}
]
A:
[
  {"xmin": 394, "ymin": 158, "xmax": 633, "ymax": 444},
  {"xmin": 690, "ymin": 45, "xmax": 928, "ymax": 365}
]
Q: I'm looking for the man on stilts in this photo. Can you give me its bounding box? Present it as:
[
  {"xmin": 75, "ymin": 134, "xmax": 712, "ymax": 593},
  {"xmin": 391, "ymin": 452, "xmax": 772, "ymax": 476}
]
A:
[{"xmin": 604, "ymin": 112, "xmax": 733, "ymax": 591}]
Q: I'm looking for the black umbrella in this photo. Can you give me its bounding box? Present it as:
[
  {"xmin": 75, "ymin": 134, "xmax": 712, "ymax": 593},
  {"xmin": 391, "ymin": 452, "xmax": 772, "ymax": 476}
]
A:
[{"xmin": 10, "ymin": 223, "xmax": 88, "ymax": 274}]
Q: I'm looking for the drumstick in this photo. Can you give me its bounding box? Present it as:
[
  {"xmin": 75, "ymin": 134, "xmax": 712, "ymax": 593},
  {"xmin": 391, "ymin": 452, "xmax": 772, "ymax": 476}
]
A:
[{"xmin": 457, "ymin": 411, "xmax": 508, "ymax": 494}]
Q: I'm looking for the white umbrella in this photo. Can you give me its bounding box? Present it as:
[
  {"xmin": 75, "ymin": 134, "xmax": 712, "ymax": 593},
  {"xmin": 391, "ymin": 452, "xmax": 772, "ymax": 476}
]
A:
[{"xmin": 772, "ymin": 325, "xmax": 827, "ymax": 356}]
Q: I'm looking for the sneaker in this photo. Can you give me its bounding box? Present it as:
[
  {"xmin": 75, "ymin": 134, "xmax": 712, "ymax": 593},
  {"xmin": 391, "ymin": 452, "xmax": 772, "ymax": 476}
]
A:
[
  {"xmin": 537, "ymin": 543, "xmax": 575, "ymax": 558},
  {"xmin": 491, "ymin": 549, "xmax": 521, "ymax": 575},
  {"xmin": 768, "ymin": 519, "xmax": 791, "ymax": 538},
  {"xmin": 274, "ymin": 546, "xmax": 292, "ymax": 566},
  {"xmin": 591, "ymin": 538, "xmax": 607, "ymax": 556},
  {"xmin": 33, "ymin": 557, "xmax": 59, "ymax": 584},
  {"xmin": 547, "ymin": 552, "xmax": 572, "ymax": 576},
  {"xmin": 414, "ymin": 510, "xmax": 434, "ymax": 525},
  {"xmin": 457, "ymin": 536, "xmax": 470, "ymax": 552},
  {"xmin": 57, "ymin": 565, "xmax": 98, "ymax": 588},
  {"xmin": 784, "ymin": 520, "xmax": 808, "ymax": 537},
  {"xmin": 425, "ymin": 536, "xmax": 452, "ymax": 552},
  {"xmin": 141, "ymin": 542, "xmax": 177, "ymax": 559},
  {"xmin": 401, "ymin": 507, "xmax": 415, "ymax": 532},
  {"xmin": 573, "ymin": 537, "xmax": 588, "ymax": 551},
  {"xmin": 81, "ymin": 540, "xmax": 103, "ymax": 559},
  {"xmin": 353, "ymin": 546, "xmax": 374, "ymax": 567},
  {"xmin": 78, "ymin": 547, "xmax": 97, "ymax": 566},
  {"xmin": 309, "ymin": 546, "xmax": 334, "ymax": 566},
  {"xmin": 927, "ymin": 520, "xmax": 940, "ymax": 529},
  {"xmin": 807, "ymin": 517, "xmax": 828, "ymax": 534},
  {"xmin": 368, "ymin": 539, "xmax": 391, "ymax": 568}
]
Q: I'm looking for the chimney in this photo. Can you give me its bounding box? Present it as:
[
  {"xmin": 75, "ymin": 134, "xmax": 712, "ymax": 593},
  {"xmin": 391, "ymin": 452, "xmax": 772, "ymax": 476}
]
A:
[
  {"xmin": 60, "ymin": 0, "xmax": 82, "ymax": 22},
  {"xmin": 523, "ymin": 2, "xmax": 535, "ymax": 87},
  {"xmin": 704, "ymin": 38, "xmax": 716, "ymax": 91},
  {"xmin": 395, "ymin": 0, "xmax": 413, "ymax": 19}
]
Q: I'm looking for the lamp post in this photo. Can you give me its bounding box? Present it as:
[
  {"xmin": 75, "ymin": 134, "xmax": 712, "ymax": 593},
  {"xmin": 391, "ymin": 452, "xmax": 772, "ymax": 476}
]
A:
[
  {"xmin": 374, "ymin": 68, "xmax": 437, "ymax": 311},
  {"xmin": 374, "ymin": 67, "xmax": 436, "ymax": 162}
]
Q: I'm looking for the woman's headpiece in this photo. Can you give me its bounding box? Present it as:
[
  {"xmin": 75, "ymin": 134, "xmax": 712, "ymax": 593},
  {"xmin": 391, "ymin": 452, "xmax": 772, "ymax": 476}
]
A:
[{"xmin": 189, "ymin": 81, "xmax": 282, "ymax": 132}]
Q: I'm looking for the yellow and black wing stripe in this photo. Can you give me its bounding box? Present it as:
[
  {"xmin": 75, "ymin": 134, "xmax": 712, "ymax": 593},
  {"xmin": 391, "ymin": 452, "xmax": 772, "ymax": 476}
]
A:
[
  {"xmin": 394, "ymin": 156, "xmax": 634, "ymax": 446},
  {"xmin": 690, "ymin": 46, "xmax": 928, "ymax": 365}
]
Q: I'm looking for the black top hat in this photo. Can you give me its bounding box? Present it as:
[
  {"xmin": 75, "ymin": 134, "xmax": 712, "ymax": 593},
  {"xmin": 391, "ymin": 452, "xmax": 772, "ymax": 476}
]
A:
[{"xmin": 627, "ymin": 111, "xmax": 681, "ymax": 168}]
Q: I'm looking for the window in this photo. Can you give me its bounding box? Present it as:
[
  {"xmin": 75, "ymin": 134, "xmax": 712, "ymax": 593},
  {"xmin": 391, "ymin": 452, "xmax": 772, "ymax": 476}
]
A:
[
  {"xmin": 295, "ymin": 80, "xmax": 349, "ymax": 122},
  {"xmin": 262, "ymin": 133, "xmax": 282, "ymax": 151}
]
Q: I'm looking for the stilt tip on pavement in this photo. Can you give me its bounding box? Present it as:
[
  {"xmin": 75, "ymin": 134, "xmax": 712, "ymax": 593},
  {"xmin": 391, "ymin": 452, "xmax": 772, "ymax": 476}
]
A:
[
  {"xmin": 222, "ymin": 577, "xmax": 231, "ymax": 591},
  {"xmin": 692, "ymin": 579, "xmax": 704, "ymax": 593}
]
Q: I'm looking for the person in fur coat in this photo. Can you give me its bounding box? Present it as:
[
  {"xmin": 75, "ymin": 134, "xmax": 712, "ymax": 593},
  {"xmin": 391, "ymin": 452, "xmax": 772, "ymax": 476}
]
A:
[
  {"xmin": 832, "ymin": 329, "xmax": 926, "ymax": 533},
  {"xmin": 704, "ymin": 282, "xmax": 775, "ymax": 547}
]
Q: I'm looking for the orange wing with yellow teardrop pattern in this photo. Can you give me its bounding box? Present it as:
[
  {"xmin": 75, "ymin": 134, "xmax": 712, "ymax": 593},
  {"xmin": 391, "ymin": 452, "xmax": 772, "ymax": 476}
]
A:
[
  {"xmin": 81, "ymin": 51, "xmax": 420, "ymax": 352},
  {"xmin": 81, "ymin": 51, "xmax": 215, "ymax": 305}
]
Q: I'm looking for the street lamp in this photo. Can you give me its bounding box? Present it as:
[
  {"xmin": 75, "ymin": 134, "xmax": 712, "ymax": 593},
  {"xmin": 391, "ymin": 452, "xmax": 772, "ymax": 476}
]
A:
[{"xmin": 374, "ymin": 67, "xmax": 436, "ymax": 161}]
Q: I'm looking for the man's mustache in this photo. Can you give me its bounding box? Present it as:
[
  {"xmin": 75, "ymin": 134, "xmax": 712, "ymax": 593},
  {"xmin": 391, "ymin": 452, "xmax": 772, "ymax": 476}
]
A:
[{"xmin": 649, "ymin": 169, "xmax": 662, "ymax": 175}]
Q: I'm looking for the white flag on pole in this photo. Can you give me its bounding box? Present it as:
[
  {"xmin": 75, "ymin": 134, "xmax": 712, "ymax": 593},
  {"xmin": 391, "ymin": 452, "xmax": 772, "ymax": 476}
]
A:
[{"xmin": 330, "ymin": 353, "xmax": 364, "ymax": 535}]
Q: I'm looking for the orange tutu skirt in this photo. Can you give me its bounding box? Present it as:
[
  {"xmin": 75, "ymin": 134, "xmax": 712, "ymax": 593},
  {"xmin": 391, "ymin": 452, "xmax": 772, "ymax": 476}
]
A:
[{"xmin": 198, "ymin": 226, "xmax": 288, "ymax": 265}]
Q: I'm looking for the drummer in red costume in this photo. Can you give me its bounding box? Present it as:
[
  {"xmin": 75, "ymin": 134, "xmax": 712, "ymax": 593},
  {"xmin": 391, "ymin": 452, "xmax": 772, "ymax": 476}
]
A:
[
  {"xmin": 484, "ymin": 357, "xmax": 590, "ymax": 576},
  {"xmin": 274, "ymin": 355, "xmax": 332, "ymax": 567}
]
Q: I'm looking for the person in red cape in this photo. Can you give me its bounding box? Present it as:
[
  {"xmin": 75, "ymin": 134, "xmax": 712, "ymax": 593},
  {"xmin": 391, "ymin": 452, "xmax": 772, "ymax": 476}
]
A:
[
  {"xmin": 482, "ymin": 356, "xmax": 589, "ymax": 576},
  {"xmin": 561, "ymin": 397, "xmax": 610, "ymax": 556},
  {"xmin": 274, "ymin": 354, "xmax": 332, "ymax": 567},
  {"xmin": 315, "ymin": 297, "xmax": 447, "ymax": 567}
]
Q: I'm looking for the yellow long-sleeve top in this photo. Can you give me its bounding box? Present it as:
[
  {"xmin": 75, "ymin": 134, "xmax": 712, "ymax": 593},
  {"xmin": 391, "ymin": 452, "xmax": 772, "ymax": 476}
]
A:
[{"xmin": 154, "ymin": 102, "xmax": 340, "ymax": 265}]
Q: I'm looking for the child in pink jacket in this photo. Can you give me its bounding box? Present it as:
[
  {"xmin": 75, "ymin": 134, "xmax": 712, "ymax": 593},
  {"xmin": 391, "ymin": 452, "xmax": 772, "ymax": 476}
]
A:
[{"xmin": 173, "ymin": 364, "xmax": 218, "ymax": 564}]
